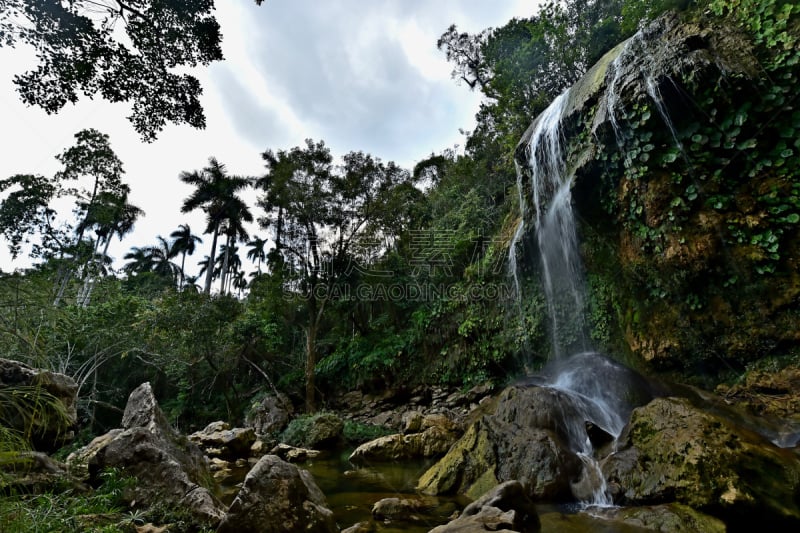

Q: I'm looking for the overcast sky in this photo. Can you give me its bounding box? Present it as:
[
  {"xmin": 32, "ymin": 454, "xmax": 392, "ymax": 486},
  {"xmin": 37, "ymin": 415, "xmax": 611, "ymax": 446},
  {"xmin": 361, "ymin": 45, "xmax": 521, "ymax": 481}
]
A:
[{"xmin": 0, "ymin": 1, "xmax": 540, "ymax": 277}]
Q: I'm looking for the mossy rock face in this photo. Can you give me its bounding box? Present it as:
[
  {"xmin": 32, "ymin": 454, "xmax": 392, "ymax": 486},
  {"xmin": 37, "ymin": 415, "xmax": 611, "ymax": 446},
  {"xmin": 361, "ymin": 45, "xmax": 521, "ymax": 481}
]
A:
[
  {"xmin": 418, "ymin": 386, "xmax": 582, "ymax": 502},
  {"xmin": 603, "ymin": 397, "xmax": 800, "ymax": 527}
]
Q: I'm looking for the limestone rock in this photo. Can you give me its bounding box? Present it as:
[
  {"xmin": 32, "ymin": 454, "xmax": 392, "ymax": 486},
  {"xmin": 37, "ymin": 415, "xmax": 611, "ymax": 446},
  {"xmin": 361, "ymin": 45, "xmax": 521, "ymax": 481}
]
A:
[
  {"xmin": 401, "ymin": 410, "xmax": 423, "ymax": 434},
  {"xmin": 217, "ymin": 454, "xmax": 337, "ymax": 533},
  {"xmin": 349, "ymin": 425, "xmax": 459, "ymax": 464},
  {"xmin": 371, "ymin": 496, "xmax": 435, "ymax": 522},
  {"xmin": 603, "ymin": 397, "xmax": 800, "ymax": 527},
  {"xmin": 304, "ymin": 412, "xmax": 345, "ymax": 449},
  {"xmin": 67, "ymin": 383, "xmax": 225, "ymax": 528},
  {"xmin": 429, "ymin": 481, "xmax": 540, "ymax": 533},
  {"xmin": 245, "ymin": 393, "xmax": 293, "ymax": 436},
  {"xmin": 418, "ymin": 386, "xmax": 583, "ymax": 501},
  {"xmin": 0, "ymin": 358, "xmax": 78, "ymax": 451},
  {"xmin": 188, "ymin": 421, "xmax": 256, "ymax": 459},
  {"xmin": 270, "ymin": 442, "xmax": 322, "ymax": 462}
]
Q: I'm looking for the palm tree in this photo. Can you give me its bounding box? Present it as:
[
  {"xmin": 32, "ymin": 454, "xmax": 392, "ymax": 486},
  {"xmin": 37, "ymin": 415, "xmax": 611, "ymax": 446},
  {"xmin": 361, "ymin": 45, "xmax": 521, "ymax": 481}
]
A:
[
  {"xmin": 232, "ymin": 270, "xmax": 248, "ymax": 297},
  {"xmin": 76, "ymin": 189, "xmax": 143, "ymax": 306},
  {"xmin": 246, "ymin": 236, "xmax": 268, "ymax": 275},
  {"xmin": 180, "ymin": 157, "xmax": 251, "ymax": 294},
  {"xmin": 170, "ymin": 223, "xmax": 202, "ymax": 290},
  {"xmin": 146, "ymin": 236, "xmax": 180, "ymax": 282},
  {"xmin": 123, "ymin": 246, "xmax": 153, "ymax": 275},
  {"xmin": 217, "ymin": 199, "xmax": 252, "ymax": 294}
]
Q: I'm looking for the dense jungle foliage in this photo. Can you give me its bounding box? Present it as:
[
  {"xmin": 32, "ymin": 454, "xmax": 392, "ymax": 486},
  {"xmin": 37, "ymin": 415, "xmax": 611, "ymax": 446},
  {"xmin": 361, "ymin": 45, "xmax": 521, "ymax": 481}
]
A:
[{"xmin": 2, "ymin": 0, "xmax": 796, "ymax": 437}]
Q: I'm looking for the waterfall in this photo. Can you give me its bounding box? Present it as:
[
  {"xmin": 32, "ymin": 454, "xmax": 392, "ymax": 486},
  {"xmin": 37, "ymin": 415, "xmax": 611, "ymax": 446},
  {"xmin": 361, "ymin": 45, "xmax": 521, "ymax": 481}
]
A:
[
  {"xmin": 508, "ymin": 160, "xmax": 526, "ymax": 300},
  {"xmin": 528, "ymin": 88, "xmax": 589, "ymax": 360}
]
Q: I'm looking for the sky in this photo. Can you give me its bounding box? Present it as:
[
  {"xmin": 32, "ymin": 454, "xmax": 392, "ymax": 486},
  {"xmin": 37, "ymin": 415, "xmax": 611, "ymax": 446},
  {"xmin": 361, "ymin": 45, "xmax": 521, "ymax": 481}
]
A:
[{"xmin": 0, "ymin": 0, "xmax": 540, "ymax": 278}]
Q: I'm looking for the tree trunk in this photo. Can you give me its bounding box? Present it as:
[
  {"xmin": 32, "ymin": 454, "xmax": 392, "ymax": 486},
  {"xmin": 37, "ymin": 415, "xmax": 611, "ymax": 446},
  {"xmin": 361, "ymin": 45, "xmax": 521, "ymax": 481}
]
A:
[
  {"xmin": 305, "ymin": 322, "xmax": 317, "ymax": 413},
  {"xmin": 204, "ymin": 225, "xmax": 219, "ymax": 294},
  {"xmin": 220, "ymin": 233, "xmax": 231, "ymax": 294},
  {"xmin": 179, "ymin": 251, "xmax": 187, "ymax": 290}
]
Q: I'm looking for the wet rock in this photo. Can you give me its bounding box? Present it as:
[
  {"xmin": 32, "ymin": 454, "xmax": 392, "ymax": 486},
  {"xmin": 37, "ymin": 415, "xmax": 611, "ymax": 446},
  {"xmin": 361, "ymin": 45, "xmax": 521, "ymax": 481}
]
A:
[
  {"xmin": 245, "ymin": 393, "xmax": 293, "ymax": 437},
  {"xmin": 430, "ymin": 481, "xmax": 540, "ymax": 532},
  {"xmin": 188, "ymin": 421, "xmax": 256, "ymax": 459},
  {"xmin": 217, "ymin": 454, "xmax": 337, "ymax": 533},
  {"xmin": 603, "ymin": 397, "xmax": 800, "ymax": 527},
  {"xmin": 270, "ymin": 442, "xmax": 322, "ymax": 462},
  {"xmin": 418, "ymin": 386, "xmax": 584, "ymax": 501},
  {"xmin": 0, "ymin": 358, "xmax": 78, "ymax": 451},
  {"xmin": 67, "ymin": 383, "xmax": 225, "ymax": 528}
]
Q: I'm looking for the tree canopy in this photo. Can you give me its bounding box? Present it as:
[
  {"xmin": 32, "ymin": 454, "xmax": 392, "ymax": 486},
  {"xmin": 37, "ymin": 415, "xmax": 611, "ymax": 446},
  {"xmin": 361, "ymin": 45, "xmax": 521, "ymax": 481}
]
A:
[{"xmin": 0, "ymin": 0, "xmax": 265, "ymax": 140}]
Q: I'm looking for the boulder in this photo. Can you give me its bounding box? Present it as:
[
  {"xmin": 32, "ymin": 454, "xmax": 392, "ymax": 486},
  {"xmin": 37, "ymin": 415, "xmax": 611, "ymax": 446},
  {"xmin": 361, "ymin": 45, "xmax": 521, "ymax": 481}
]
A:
[
  {"xmin": 245, "ymin": 393, "xmax": 293, "ymax": 436},
  {"xmin": 0, "ymin": 451, "xmax": 85, "ymax": 494},
  {"xmin": 603, "ymin": 397, "xmax": 800, "ymax": 527},
  {"xmin": 188, "ymin": 421, "xmax": 256, "ymax": 459},
  {"xmin": 349, "ymin": 425, "xmax": 459, "ymax": 464},
  {"xmin": 371, "ymin": 496, "xmax": 435, "ymax": 522},
  {"xmin": 418, "ymin": 385, "xmax": 584, "ymax": 501},
  {"xmin": 429, "ymin": 481, "xmax": 540, "ymax": 533},
  {"xmin": 304, "ymin": 412, "xmax": 344, "ymax": 448},
  {"xmin": 270, "ymin": 442, "xmax": 322, "ymax": 462},
  {"xmin": 401, "ymin": 410, "xmax": 423, "ymax": 434},
  {"xmin": 216, "ymin": 454, "xmax": 337, "ymax": 533},
  {"xmin": 0, "ymin": 358, "xmax": 78, "ymax": 451},
  {"xmin": 67, "ymin": 383, "xmax": 225, "ymax": 528}
]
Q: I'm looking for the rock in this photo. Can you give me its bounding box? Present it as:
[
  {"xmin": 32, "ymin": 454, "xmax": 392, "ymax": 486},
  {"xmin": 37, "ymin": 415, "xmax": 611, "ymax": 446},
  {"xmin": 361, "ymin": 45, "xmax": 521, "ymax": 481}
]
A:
[
  {"xmin": 349, "ymin": 425, "xmax": 459, "ymax": 464},
  {"xmin": 603, "ymin": 397, "xmax": 800, "ymax": 527},
  {"xmin": 188, "ymin": 421, "xmax": 256, "ymax": 459},
  {"xmin": 305, "ymin": 412, "xmax": 344, "ymax": 449},
  {"xmin": 245, "ymin": 393, "xmax": 293, "ymax": 436},
  {"xmin": 538, "ymin": 503, "xmax": 725, "ymax": 532},
  {"xmin": 270, "ymin": 442, "xmax": 322, "ymax": 462},
  {"xmin": 401, "ymin": 410, "xmax": 423, "ymax": 434},
  {"xmin": 418, "ymin": 385, "xmax": 584, "ymax": 501},
  {"xmin": 341, "ymin": 522, "xmax": 374, "ymax": 533},
  {"xmin": 371, "ymin": 496, "xmax": 435, "ymax": 522},
  {"xmin": 67, "ymin": 383, "xmax": 225, "ymax": 528},
  {"xmin": 250, "ymin": 439, "xmax": 266, "ymax": 455},
  {"xmin": 217, "ymin": 454, "xmax": 337, "ymax": 533},
  {"xmin": 0, "ymin": 451, "xmax": 85, "ymax": 494},
  {"xmin": 429, "ymin": 481, "xmax": 540, "ymax": 533},
  {"xmin": 0, "ymin": 358, "xmax": 78, "ymax": 451}
]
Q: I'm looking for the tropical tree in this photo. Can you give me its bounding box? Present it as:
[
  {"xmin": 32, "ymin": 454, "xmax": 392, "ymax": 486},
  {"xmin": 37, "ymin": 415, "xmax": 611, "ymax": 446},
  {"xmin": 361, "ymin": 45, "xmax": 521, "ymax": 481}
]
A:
[
  {"xmin": 246, "ymin": 237, "xmax": 269, "ymax": 275},
  {"xmin": 146, "ymin": 236, "xmax": 180, "ymax": 282},
  {"xmin": 180, "ymin": 157, "xmax": 252, "ymax": 294},
  {"xmin": 76, "ymin": 188, "xmax": 144, "ymax": 306},
  {"xmin": 256, "ymin": 139, "xmax": 415, "ymax": 411},
  {"xmin": 123, "ymin": 247, "xmax": 153, "ymax": 276},
  {"xmin": 170, "ymin": 224, "xmax": 203, "ymax": 290}
]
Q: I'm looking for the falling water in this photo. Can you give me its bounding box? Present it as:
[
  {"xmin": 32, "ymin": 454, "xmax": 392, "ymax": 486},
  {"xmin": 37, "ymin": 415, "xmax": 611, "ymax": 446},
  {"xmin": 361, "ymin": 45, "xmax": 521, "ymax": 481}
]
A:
[
  {"xmin": 528, "ymin": 88, "xmax": 589, "ymax": 360},
  {"xmin": 508, "ymin": 160, "xmax": 526, "ymax": 300}
]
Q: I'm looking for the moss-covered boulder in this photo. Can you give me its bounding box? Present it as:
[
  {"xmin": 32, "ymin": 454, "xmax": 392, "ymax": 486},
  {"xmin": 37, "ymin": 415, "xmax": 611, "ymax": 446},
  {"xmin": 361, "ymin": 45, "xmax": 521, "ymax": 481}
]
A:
[
  {"xmin": 417, "ymin": 385, "xmax": 583, "ymax": 501},
  {"xmin": 603, "ymin": 397, "xmax": 800, "ymax": 527}
]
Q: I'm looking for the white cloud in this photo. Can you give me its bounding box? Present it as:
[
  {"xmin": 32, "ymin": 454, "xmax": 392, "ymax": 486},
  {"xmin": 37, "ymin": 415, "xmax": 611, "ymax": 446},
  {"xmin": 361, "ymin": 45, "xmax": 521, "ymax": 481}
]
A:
[{"xmin": 0, "ymin": 0, "xmax": 544, "ymax": 275}]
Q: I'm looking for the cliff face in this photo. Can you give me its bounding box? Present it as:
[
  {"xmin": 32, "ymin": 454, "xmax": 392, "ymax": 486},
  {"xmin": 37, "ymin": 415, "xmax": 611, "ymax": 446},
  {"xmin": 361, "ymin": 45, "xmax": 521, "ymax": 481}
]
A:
[{"xmin": 514, "ymin": 9, "xmax": 800, "ymax": 375}]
